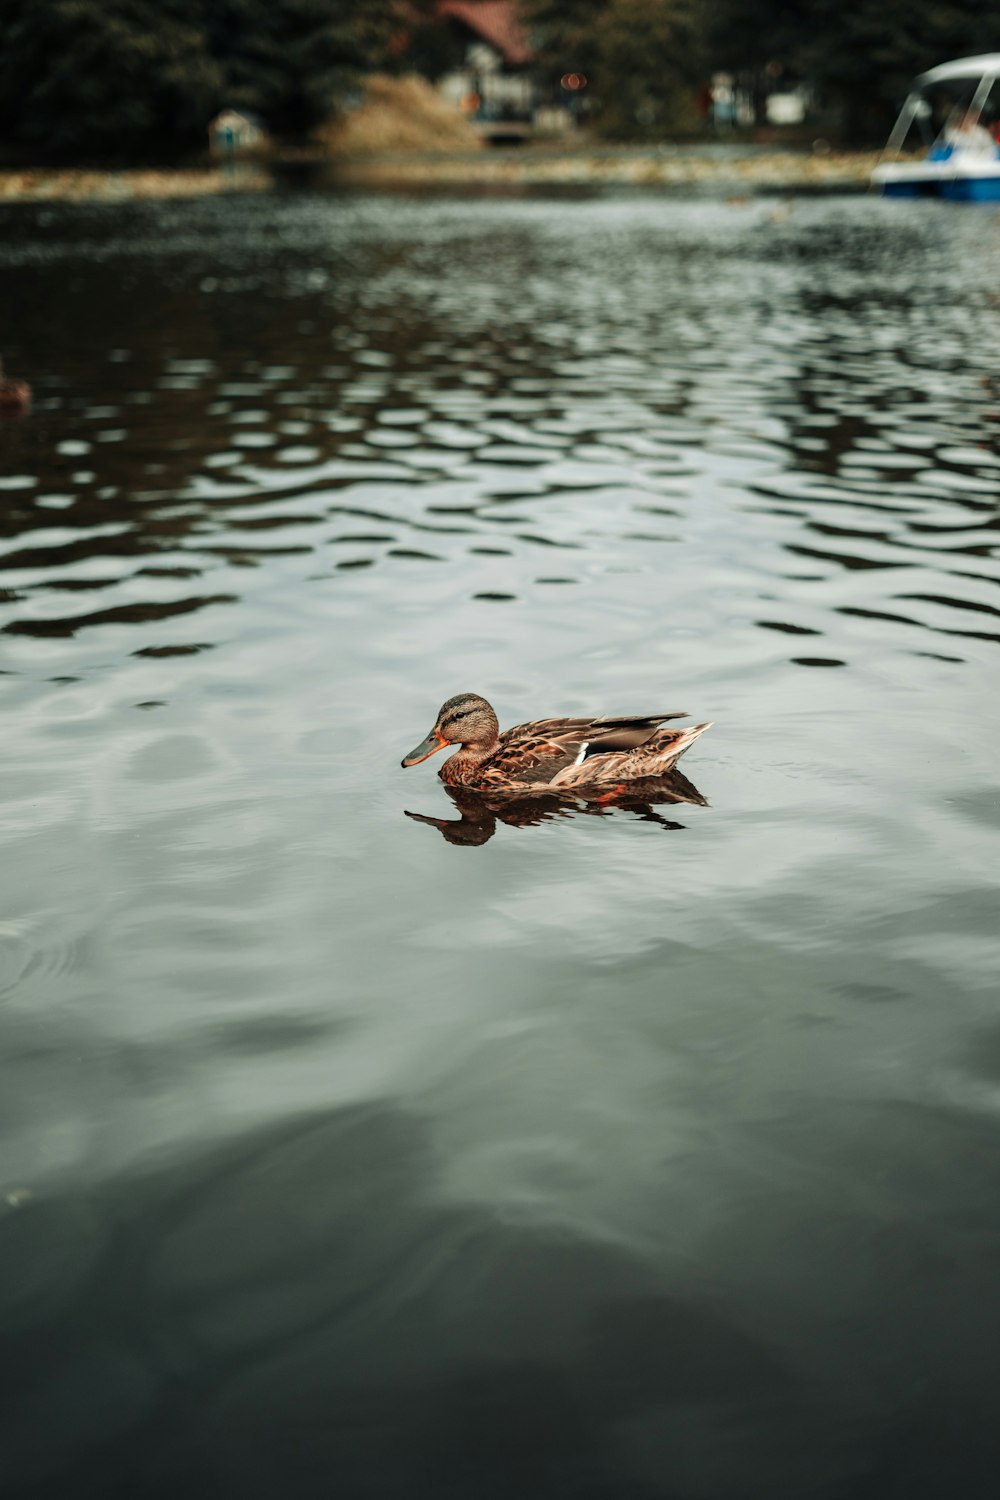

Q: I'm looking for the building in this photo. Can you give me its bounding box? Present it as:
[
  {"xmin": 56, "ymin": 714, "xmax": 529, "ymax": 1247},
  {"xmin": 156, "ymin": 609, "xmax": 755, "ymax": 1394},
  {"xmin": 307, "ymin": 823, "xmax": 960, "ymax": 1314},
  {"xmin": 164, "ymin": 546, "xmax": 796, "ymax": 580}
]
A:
[{"xmin": 432, "ymin": 1, "xmax": 536, "ymax": 142}]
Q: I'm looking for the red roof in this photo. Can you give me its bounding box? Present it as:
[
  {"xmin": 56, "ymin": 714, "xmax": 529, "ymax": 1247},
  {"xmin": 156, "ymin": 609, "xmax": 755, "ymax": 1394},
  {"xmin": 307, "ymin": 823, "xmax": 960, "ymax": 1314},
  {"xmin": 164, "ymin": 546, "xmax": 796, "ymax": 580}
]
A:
[{"xmin": 438, "ymin": 1, "xmax": 533, "ymax": 67}]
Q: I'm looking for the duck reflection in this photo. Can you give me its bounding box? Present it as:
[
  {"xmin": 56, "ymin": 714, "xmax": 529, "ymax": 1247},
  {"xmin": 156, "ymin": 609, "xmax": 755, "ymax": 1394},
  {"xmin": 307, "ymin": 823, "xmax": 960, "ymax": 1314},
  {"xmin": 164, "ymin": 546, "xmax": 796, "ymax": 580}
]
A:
[{"xmin": 405, "ymin": 769, "xmax": 707, "ymax": 846}]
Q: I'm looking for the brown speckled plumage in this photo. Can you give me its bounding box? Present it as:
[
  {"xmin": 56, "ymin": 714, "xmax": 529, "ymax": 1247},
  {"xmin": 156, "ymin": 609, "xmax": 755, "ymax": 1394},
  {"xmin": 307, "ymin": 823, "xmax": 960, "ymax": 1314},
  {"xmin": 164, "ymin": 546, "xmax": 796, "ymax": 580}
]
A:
[{"xmin": 402, "ymin": 692, "xmax": 712, "ymax": 792}]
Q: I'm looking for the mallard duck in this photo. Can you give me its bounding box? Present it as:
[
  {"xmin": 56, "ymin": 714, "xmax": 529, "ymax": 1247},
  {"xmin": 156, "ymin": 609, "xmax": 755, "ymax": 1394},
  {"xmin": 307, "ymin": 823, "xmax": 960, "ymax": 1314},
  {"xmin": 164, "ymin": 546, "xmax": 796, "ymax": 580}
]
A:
[
  {"xmin": 401, "ymin": 693, "xmax": 712, "ymax": 793},
  {"xmin": 0, "ymin": 358, "xmax": 31, "ymax": 414}
]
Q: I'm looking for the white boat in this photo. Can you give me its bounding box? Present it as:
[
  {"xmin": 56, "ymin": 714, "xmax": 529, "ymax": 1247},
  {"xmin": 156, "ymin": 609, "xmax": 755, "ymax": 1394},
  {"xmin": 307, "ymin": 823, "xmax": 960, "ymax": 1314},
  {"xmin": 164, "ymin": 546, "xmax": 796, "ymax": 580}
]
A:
[{"xmin": 872, "ymin": 54, "xmax": 1000, "ymax": 201}]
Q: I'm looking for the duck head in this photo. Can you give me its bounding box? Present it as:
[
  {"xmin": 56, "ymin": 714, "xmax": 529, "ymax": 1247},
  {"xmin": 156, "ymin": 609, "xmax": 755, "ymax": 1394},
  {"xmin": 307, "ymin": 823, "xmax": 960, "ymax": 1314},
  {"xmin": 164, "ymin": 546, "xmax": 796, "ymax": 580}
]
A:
[{"xmin": 401, "ymin": 693, "xmax": 500, "ymax": 768}]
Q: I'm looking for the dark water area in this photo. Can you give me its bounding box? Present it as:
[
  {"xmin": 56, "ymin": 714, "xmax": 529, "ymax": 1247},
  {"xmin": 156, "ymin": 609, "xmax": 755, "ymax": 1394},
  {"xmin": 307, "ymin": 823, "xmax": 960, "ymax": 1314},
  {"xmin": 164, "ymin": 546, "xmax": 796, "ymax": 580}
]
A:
[{"xmin": 1, "ymin": 188, "xmax": 999, "ymax": 1499}]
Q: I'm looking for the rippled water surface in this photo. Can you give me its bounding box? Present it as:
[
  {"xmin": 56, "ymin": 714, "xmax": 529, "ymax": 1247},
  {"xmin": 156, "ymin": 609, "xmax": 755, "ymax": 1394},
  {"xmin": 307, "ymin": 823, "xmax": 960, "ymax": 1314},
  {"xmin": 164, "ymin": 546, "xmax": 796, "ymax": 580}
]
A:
[{"xmin": 1, "ymin": 189, "xmax": 999, "ymax": 1499}]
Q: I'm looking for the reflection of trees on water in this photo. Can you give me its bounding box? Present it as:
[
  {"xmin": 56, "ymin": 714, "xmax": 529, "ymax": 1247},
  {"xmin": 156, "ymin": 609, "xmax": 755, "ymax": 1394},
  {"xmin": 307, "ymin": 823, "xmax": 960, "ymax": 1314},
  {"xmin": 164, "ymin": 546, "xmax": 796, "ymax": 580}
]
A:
[
  {"xmin": 4, "ymin": 199, "xmax": 1000, "ymax": 655},
  {"xmin": 0, "ymin": 223, "xmax": 569, "ymax": 642},
  {"xmin": 405, "ymin": 768, "xmax": 708, "ymax": 846}
]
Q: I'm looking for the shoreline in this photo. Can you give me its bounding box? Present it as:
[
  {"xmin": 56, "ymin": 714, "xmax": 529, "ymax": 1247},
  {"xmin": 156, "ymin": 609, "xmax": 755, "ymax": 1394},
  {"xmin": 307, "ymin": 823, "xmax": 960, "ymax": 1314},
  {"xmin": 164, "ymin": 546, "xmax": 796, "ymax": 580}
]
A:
[
  {"xmin": 328, "ymin": 144, "xmax": 880, "ymax": 193},
  {"xmin": 0, "ymin": 147, "xmax": 880, "ymax": 203}
]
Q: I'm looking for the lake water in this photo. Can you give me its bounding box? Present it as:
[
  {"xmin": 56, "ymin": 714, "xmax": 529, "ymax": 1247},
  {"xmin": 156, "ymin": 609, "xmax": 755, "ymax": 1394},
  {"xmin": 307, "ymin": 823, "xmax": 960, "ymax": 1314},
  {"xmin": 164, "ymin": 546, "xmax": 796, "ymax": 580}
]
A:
[{"xmin": 1, "ymin": 187, "xmax": 998, "ymax": 1500}]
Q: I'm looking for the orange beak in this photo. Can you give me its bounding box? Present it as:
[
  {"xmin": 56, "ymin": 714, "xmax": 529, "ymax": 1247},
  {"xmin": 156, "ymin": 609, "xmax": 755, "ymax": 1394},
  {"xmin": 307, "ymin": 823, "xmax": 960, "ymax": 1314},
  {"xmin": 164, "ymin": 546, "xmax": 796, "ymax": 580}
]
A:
[{"xmin": 401, "ymin": 727, "xmax": 449, "ymax": 768}]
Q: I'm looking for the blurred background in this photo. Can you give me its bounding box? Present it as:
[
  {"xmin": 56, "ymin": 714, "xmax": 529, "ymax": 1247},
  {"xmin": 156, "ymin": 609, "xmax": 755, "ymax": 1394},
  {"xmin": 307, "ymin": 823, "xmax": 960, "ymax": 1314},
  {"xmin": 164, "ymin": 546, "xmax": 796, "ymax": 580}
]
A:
[{"xmin": 0, "ymin": 0, "xmax": 995, "ymax": 162}]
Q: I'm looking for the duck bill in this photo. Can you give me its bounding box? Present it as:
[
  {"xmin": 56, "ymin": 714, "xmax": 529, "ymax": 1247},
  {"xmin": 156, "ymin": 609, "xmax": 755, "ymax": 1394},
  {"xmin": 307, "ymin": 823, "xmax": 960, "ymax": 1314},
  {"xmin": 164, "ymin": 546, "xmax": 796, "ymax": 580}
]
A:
[{"xmin": 401, "ymin": 729, "xmax": 449, "ymax": 768}]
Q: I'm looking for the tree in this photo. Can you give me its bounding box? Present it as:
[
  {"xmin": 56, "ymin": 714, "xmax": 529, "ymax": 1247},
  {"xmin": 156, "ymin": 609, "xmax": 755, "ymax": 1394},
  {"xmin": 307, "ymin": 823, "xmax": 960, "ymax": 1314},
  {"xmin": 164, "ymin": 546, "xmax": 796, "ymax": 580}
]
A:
[
  {"xmin": 0, "ymin": 0, "xmax": 221, "ymax": 155},
  {"xmin": 527, "ymin": 0, "xmax": 705, "ymax": 138},
  {"xmin": 209, "ymin": 0, "xmax": 402, "ymax": 138},
  {"xmin": 0, "ymin": 0, "xmax": 410, "ymax": 156},
  {"xmin": 702, "ymin": 0, "xmax": 997, "ymax": 140}
]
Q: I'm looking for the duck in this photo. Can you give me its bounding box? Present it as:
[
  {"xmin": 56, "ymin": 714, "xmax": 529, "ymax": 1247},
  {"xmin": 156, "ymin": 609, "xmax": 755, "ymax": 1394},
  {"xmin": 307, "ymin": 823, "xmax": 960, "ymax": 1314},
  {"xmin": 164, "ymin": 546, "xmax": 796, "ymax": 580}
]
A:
[
  {"xmin": 401, "ymin": 693, "xmax": 712, "ymax": 794},
  {"xmin": 0, "ymin": 358, "xmax": 31, "ymax": 414}
]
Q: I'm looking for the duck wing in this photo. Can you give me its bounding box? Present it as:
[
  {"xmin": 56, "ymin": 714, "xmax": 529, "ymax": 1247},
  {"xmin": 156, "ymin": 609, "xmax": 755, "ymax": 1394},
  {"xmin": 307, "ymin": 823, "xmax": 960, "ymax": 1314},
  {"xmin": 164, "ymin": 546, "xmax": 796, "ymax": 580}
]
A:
[{"xmin": 484, "ymin": 712, "xmax": 688, "ymax": 788}]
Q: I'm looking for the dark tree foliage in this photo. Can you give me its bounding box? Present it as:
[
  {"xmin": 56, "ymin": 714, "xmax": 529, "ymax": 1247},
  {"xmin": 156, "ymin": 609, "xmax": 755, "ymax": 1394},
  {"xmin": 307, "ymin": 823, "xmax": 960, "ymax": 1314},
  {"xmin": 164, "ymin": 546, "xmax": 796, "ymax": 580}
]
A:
[
  {"xmin": 702, "ymin": 0, "xmax": 998, "ymax": 139},
  {"xmin": 0, "ymin": 0, "xmax": 405, "ymax": 156},
  {"xmin": 527, "ymin": 0, "xmax": 704, "ymax": 137},
  {"xmin": 208, "ymin": 0, "xmax": 400, "ymax": 138},
  {"xmin": 401, "ymin": 22, "xmax": 468, "ymax": 83},
  {"xmin": 0, "ymin": 0, "xmax": 221, "ymax": 154},
  {"xmin": 529, "ymin": 0, "xmax": 998, "ymax": 141},
  {"xmin": 387, "ymin": 0, "xmax": 459, "ymax": 82}
]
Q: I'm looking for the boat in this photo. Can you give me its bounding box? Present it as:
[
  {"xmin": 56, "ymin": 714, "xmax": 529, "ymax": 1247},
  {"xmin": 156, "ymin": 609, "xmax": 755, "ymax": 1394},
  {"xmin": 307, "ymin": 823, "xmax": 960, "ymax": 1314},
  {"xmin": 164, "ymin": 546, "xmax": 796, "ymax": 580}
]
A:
[{"xmin": 872, "ymin": 54, "xmax": 1000, "ymax": 201}]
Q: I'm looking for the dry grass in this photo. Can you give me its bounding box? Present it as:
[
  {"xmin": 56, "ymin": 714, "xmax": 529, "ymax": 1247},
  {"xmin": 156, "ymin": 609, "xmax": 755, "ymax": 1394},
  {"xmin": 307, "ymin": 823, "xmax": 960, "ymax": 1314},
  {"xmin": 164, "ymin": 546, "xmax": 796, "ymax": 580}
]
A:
[
  {"xmin": 0, "ymin": 145, "xmax": 881, "ymax": 203},
  {"xmin": 0, "ymin": 166, "xmax": 269, "ymax": 201},
  {"xmin": 318, "ymin": 74, "xmax": 482, "ymax": 156},
  {"xmin": 330, "ymin": 148, "xmax": 881, "ymax": 189}
]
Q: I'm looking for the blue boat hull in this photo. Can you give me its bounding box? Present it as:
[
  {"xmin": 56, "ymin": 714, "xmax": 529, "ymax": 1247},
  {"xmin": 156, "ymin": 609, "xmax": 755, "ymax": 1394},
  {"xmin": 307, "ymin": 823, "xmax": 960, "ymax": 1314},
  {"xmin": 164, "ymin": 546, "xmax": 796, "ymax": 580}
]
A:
[
  {"xmin": 940, "ymin": 176, "xmax": 1000, "ymax": 201},
  {"xmin": 877, "ymin": 170, "xmax": 1000, "ymax": 201},
  {"xmin": 880, "ymin": 179, "xmax": 939, "ymax": 198}
]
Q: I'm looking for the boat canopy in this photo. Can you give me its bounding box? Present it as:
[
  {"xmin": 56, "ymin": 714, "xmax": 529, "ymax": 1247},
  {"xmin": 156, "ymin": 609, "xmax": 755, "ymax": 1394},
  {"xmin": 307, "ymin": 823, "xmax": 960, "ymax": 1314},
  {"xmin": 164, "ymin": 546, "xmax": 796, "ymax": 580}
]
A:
[
  {"xmin": 915, "ymin": 54, "xmax": 1000, "ymax": 89},
  {"xmin": 881, "ymin": 55, "xmax": 1000, "ymax": 157},
  {"xmin": 873, "ymin": 52, "xmax": 1000, "ymax": 196}
]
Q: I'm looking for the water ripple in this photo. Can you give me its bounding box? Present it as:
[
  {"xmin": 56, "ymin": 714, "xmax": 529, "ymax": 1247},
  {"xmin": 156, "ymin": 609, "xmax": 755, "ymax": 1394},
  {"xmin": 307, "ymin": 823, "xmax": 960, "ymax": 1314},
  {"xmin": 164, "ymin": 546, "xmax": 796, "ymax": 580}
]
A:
[
  {"xmin": 0, "ymin": 194, "xmax": 992, "ymax": 667},
  {"xmin": 1, "ymin": 189, "xmax": 1000, "ymax": 1500}
]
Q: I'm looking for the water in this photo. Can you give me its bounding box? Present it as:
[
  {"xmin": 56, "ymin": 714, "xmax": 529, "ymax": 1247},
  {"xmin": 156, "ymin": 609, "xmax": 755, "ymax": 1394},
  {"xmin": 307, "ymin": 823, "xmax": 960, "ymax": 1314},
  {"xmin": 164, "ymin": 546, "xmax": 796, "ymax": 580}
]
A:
[{"xmin": 1, "ymin": 188, "xmax": 998, "ymax": 1500}]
